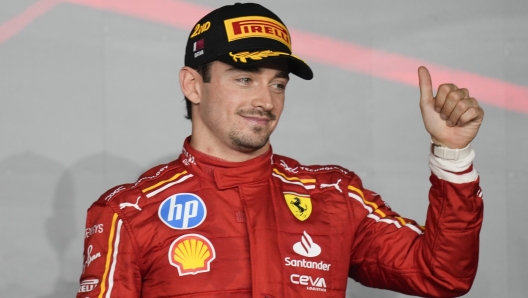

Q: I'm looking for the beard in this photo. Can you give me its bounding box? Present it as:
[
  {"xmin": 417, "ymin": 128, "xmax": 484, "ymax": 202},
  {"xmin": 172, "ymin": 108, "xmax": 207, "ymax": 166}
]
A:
[
  {"xmin": 228, "ymin": 125, "xmax": 270, "ymax": 152},
  {"xmin": 228, "ymin": 108, "xmax": 277, "ymax": 152}
]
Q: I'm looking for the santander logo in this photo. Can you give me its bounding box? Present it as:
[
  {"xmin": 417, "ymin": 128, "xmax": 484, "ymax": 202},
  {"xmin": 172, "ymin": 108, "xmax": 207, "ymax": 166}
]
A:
[{"xmin": 293, "ymin": 231, "xmax": 321, "ymax": 257}]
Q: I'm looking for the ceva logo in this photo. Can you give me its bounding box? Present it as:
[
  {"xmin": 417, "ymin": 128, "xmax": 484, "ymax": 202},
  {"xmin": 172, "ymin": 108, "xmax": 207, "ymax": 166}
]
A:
[
  {"xmin": 293, "ymin": 231, "xmax": 321, "ymax": 257},
  {"xmin": 290, "ymin": 274, "xmax": 327, "ymax": 292},
  {"xmin": 158, "ymin": 193, "xmax": 207, "ymax": 229}
]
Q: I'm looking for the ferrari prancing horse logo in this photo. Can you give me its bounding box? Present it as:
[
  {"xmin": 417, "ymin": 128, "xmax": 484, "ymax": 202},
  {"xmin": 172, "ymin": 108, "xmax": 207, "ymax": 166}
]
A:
[{"xmin": 284, "ymin": 192, "xmax": 312, "ymax": 221}]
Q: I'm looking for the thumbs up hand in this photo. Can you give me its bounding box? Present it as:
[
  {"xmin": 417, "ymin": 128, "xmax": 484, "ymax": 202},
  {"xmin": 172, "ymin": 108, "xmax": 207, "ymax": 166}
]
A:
[{"xmin": 418, "ymin": 66, "xmax": 484, "ymax": 149}]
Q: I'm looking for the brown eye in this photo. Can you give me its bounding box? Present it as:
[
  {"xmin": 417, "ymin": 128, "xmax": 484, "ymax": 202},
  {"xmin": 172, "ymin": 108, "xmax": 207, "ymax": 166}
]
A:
[
  {"xmin": 272, "ymin": 82, "xmax": 286, "ymax": 91},
  {"xmin": 236, "ymin": 78, "xmax": 251, "ymax": 84}
]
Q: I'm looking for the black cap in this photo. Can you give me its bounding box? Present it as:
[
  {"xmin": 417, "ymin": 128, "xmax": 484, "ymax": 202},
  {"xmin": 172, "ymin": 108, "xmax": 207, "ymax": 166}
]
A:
[{"xmin": 184, "ymin": 3, "xmax": 313, "ymax": 80}]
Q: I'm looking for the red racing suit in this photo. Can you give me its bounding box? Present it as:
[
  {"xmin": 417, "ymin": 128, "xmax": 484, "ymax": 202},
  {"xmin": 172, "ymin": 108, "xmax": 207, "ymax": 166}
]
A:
[{"xmin": 77, "ymin": 137, "xmax": 483, "ymax": 297}]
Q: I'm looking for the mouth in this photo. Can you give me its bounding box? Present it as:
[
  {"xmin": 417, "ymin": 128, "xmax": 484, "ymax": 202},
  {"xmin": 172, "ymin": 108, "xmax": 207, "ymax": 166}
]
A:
[
  {"xmin": 241, "ymin": 116, "xmax": 271, "ymax": 126},
  {"xmin": 236, "ymin": 109, "xmax": 276, "ymax": 127}
]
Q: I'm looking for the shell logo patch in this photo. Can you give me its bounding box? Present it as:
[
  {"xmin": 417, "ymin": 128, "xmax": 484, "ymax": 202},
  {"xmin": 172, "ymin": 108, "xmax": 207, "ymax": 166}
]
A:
[
  {"xmin": 284, "ymin": 192, "xmax": 312, "ymax": 221},
  {"xmin": 168, "ymin": 234, "xmax": 216, "ymax": 276}
]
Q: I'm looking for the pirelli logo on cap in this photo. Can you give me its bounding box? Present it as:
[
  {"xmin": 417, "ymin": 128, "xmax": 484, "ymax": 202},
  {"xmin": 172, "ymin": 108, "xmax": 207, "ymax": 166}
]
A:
[{"xmin": 224, "ymin": 16, "xmax": 291, "ymax": 50}]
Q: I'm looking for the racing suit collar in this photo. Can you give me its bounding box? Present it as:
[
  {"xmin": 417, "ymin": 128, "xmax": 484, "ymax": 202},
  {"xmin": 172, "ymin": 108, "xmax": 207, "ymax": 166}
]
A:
[{"xmin": 180, "ymin": 136, "xmax": 273, "ymax": 189}]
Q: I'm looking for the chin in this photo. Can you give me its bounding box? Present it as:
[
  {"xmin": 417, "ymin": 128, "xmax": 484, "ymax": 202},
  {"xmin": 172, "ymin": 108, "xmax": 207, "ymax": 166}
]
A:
[{"xmin": 228, "ymin": 129, "xmax": 270, "ymax": 152}]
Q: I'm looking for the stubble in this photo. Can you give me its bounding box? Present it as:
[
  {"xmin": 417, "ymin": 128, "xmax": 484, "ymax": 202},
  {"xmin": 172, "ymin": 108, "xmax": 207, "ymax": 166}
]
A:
[{"xmin": 228, "ymin": 108, "xmax": 276, "ymax": 152}]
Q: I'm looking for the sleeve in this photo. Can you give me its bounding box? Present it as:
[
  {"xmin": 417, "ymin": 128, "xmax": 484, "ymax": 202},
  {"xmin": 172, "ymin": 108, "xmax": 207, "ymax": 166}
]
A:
[
  {"xmin": 347, "ymin": 150, "xmax": 483, "ymax": 298},
  {"xmin": 76, "ymin": 201, "xmax": 142, "ymax": 298}
]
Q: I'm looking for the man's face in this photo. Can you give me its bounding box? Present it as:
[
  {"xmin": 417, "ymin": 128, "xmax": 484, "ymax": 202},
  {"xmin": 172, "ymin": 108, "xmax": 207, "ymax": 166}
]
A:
[{"xmin": 194, "ymin": 59, "xmax": 289, "ymax": 154}]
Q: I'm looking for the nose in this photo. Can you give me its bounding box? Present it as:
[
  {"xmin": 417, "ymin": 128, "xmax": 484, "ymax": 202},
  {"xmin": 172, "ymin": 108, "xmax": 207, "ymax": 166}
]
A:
[{"xmin": 251, "ymin": 84, "xmax": 274, "ymax": 111}]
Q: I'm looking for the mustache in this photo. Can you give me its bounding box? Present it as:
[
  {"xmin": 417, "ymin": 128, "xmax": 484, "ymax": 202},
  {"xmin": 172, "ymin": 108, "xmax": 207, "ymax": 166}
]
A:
[{"xmin": 236, "ymin": 109, "xmax": 277, "ymax": 120}]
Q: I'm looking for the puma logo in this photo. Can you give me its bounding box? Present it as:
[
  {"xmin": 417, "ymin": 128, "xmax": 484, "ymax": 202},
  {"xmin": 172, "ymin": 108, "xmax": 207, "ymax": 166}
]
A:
[
  {"xmin": 119, "ymin": 196, "xmax": 142, "ymax": 211},
  {"xmin": 320, "ymin": 179, "xmax": 342, "ymax": 192}
]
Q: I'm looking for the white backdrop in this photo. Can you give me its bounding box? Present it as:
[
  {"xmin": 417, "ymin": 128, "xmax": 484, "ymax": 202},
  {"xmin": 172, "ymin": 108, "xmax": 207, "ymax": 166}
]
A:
[{"xmin": 1, "ymin": 0, "xmax": 527, "ymax": 297}]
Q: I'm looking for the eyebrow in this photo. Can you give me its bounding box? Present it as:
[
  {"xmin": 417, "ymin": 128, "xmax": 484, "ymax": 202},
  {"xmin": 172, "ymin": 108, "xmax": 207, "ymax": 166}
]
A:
[{"xmin": 226, "ymin": 65, "xmax": 289, "ymax": 80}]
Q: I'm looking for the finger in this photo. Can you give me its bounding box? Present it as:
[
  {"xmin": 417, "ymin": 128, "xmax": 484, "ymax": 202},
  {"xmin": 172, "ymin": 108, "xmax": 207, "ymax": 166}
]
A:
[
  {"xmin": 440, "ymin": 89, "xmax": 471, "ymax": 126},
  {"xmin": 446, "ymin": 97, "xmax": 478, "ymax": 126},
  {"xmin": 456, "ymin": 104, "xmax": 484, "ymax": 127},
  {"xmin": 418, "ymin": 66, "xmax": 433, "ymax": 107},
  {"xmin": 435, "ymin": 83, "xmax": 458, "ymax": 113},
  {"xmin": 440, "ymin": 89, "xmax": 466, "ymax": 120}
]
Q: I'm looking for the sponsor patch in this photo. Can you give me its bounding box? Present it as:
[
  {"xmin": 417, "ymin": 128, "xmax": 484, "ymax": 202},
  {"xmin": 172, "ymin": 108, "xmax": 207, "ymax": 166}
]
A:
[
  {"xmin": 119, "ymin": 196, "xmax": 142, "ymax": 211},
  {"xmin": 85, "ymin": 223, "xmax": 103, "ymax": 238},
  {"xmin": 104, "ymin": 186, "xmax": 126, "ymax": 201},
  {"xmin": 299, "ymin": 165, "xmax": 349, "ymax": 175},
  {"xmin": 182, "ymin": 147, "xmax": 196, "ymax": 165},
  {"xmin": 224, "ymin": 16, "xmax": 291, "ymax": 49},
  {"xmin": 78, "ymin": 279, "xmax": 98, "ymax": 293},
  {"xmin": 284, "ymin": 192, "xmax": 312, "ymax": 221},
  {"xmin": 280, "ymin": 160, "xmax": 298, "ymax": 173},
  {"xmin": 285, "ymin": 257, "xmax": 331, "ymax": 271},
  {"xmin": 134, "ymin": 165, "xmax": 168, "ymax": 187},
  {"xmin": 168, "ymin": 234, "xmax": 216, "ymax": 276},
  {"xmin": 290, "ymin": 274, "xmax": 327, "ymax": 292},
  {"xmin": 159, "ymin": 193, "xmax": 207, "ymax": 229},
  {"xmin": 293, "ymin": 231, "xmax": 321, "ymax": 257},
  {"xmin": 286, "ymin": 231, "xmax": 331, "ymax": 271},
  {"xmin": 83, "ymin": 245, "xmax": 101, "ymax": 273},
  {"xmin": 320, "ymin": 179, "xmax": 342, "ymax": 192}
]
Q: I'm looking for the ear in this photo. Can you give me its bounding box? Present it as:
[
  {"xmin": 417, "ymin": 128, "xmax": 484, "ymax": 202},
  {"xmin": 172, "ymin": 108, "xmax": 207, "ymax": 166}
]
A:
[{"xmin": 179, "ymin": 66, "xmax": 203, "ymax": 104}]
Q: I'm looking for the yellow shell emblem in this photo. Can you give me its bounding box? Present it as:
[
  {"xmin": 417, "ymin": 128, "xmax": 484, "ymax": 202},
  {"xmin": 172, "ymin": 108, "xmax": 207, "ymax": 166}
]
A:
[
  {"xmin": 168, "ymin": 234, "xmax": 216, "ymax": 276},
  {"xmin": 284, "ymin": 192, "xmax": 312, "ymax": 221}
]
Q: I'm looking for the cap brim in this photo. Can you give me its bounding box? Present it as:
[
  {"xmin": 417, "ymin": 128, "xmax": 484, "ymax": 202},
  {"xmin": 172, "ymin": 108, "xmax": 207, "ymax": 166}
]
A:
[
  {"xmin": 217, "ymin": 51, "xmax": 313, "ymax": 80},
  {"xmin": 284, "ymin": 55, "xmax": 313, "ymax": 80}
]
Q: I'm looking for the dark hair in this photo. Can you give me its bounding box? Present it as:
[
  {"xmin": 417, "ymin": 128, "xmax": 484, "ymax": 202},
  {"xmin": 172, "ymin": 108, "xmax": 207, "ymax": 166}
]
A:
[{"xmin": 184, "ymin": 62, "xmax": 212, "ymax": 121}]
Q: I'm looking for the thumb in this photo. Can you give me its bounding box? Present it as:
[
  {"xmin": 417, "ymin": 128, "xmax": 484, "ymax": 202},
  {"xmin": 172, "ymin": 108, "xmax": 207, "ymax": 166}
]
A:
[{"xmin": 418, "ymin": 66, "xmax": 433, "ymax": 105}]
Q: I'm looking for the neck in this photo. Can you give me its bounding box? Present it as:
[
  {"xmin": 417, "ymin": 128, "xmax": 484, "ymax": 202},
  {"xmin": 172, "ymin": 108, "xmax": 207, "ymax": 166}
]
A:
[{"xmin": 189, "ymin": 134, "xmax": 270, "ymax": 163}]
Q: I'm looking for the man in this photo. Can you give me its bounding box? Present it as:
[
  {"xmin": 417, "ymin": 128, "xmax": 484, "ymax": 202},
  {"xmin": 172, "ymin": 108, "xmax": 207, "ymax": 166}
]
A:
[{"xmin": 77, "ymin": 3, "xmax": 484, "ymax": 298}]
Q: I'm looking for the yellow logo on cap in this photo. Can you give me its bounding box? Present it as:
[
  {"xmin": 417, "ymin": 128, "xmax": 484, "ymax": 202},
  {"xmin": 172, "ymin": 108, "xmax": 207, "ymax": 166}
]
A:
[
  {"xmin": 284, "ymin": 192, "xmax": 312, "ymax": 221},
  {"xmin": 229, "ymin": 50, "xmax": 289, "ymax": 63},
  {"xmin": 224, "ymin": 16, "xmax": 291, "ymax": 50},
  {"xmin": 190, "ymin": 21, "xmax": 211, "ymax": 38}
]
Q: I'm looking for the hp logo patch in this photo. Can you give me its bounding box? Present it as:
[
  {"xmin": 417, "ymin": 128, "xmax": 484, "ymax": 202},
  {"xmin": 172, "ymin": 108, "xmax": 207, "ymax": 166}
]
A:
[{"xmin": 158, "ymin": 193, "xmax": 207, "ymax": 229}]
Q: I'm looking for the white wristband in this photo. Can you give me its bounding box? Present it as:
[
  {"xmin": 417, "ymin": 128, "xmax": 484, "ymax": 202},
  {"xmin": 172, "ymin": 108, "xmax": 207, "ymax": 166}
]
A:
[{"xmin": 430, "ymin": 141, "xmax": 472, "ymax": 161}]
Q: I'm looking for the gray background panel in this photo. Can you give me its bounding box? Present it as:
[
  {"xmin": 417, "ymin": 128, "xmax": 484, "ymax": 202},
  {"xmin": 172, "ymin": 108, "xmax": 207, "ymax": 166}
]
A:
[{"xmin": 1, "ymin": 0, "xmax": 527, "ymax": 297}]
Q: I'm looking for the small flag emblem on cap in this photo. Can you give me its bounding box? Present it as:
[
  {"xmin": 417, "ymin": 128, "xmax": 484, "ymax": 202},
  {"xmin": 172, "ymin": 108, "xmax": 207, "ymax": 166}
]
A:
[{"xmin": 193, "ymin": 39, "xmax": 205, "ymax": 52}]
